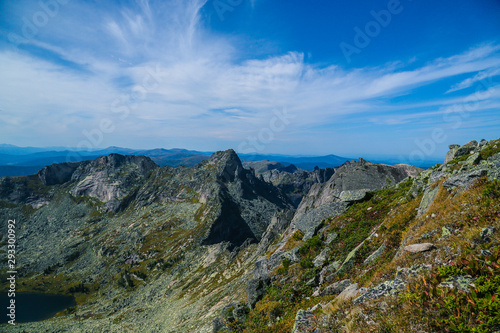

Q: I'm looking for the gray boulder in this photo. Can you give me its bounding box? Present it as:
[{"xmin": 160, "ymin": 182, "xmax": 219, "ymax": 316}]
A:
[
  {"xmin": 404, "ymin": 243, "xmax": 436, "ymax": 253},
  {"xmin": 291, "ymin": 309, "xmax": 319, "ymax": 333},
  {"xmin": 339, "ymin": 189, "xmax": 369, "ymax": 202},
  {"xmin": 247, "ymin": 276, "xmax": 271, "ymax": 309},
  {"xmin": 353, "ymin": 278, "xmax": 406, "ymax": 304},
  {"xmin": 320, "ymin": 279, "xmax": 351, "ymax": 296},
  {"xmin": 313, "ymin": 248, "xmax": 331, "ymax": 268},
  {"xmin": 480, "ymin": 226, "xmax": 495, "ymax": 242},
  {"xmin": 443, "ymin": 169, "xmax": 488, "ymax": 189},
  {"xmin": 417, "ymin": 186, "xmax": 439, "ymax": 217}
]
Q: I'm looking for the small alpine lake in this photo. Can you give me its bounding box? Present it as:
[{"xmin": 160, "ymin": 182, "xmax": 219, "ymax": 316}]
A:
[{"xmin": 1, "ymin": 292, "xmax": 76, "ymax": 324}]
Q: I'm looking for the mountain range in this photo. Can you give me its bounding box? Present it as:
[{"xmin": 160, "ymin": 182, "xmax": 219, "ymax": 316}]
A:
[
  {"xmin": 0, "ymin": 144, "xmax": 352, "ymax": 177},
  {"xmin": 0, "ymin": 144, "xmax": 442, "ymax": 178},
  {"xmin": 0, "ymin": 138, "xmax": 499, "ymax": 332}
]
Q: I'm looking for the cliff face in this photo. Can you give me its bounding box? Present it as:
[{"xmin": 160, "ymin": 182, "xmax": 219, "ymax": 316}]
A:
[
  {"xmin": 290, "ymin": 158, "xmax": 422, "ymax": 239},
  {"xmin": 0, "ymin": 139, "xmax": 498, "ymax": 333},
  {"xmin": 256, "ymin": 166, "xmax": 335, "ymax": 207}
]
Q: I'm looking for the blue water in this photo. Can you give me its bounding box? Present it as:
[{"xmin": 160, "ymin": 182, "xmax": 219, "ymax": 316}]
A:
[{"xmin": 0, "ymin": 293, "xmax": 76, "ymax": 324}]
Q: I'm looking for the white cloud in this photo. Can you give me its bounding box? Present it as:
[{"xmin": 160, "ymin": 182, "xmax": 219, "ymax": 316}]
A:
[
  {"xmin": 447, "ymin": 68, "xmax": 500, "ymax": 93},
  {"xmin": 0, "ymin": 1, "xmax": 499, "ymax": 153}
]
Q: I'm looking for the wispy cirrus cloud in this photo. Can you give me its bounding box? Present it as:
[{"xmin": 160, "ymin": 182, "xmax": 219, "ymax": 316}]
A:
[
  {"xmin": 0, "ymin": 0, "xmax": 499, "ymax": 157},
  {"xmin": 447, "ymin": 68, "xmax": 500, "ymax": 93}
]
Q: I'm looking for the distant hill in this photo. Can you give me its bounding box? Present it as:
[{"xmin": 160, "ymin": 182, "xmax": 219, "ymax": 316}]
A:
[
  {"xmin": 0, "ymin": 144, "xmax": 370, "ymax": 177},
  {"xmin": 240, "ymin": 153, "xmax": 350, "ymax": 169},
  {"xmin": 0, "ymin": 146, "xmax": 213, "ymax": 177}
]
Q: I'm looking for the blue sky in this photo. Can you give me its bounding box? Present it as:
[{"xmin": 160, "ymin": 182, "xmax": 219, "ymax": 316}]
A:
[{"xmin": 0, "ymin": 0, "xmax": 499, "ymax": 163}]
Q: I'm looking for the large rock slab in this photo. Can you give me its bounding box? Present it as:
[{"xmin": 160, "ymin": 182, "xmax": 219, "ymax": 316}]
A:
[
  {"xmin": 443, "ymin": 169, "xmax": 488, "ymax": 189},
  {"xmin": 417, "ymin": 186, "xmax": 439, "ymax": 217},
  {"xmin": 313, "ymin": 248, "xmax": 331, "ymax": 268},
  {"xmin": 353, "ymin": 278, "xmax": 406, "ymax": 304},
  {"xmin": 339, "ymin": 189, "xmax": 369, "ymax": 202},
  {"xmin": 320, "ymin": 279, "xmax": 351, "ymax": 296},
  {"xmin": 291, "ymin": 201, "xmax": 348, "ymax": 240},
  {"xmin": 404, "ymin": 243, "xmax": 436, "ymax": 253}
]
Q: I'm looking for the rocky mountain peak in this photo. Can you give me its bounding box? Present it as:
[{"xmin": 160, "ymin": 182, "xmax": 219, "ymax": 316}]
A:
[
  {"xmin": 38, "ymin": 161, "xmax": 86, "ymax": 186},
  {"xmin": 206, "ymin": 149, "xmax": 245, "ymax": 182},
  {"xmin": 444, "ymin": 139, "xmax": 488, "ymax": 164},
  {"xmin": 37, "ymin": 154, "xmax": 157, "ymax": 186},
  {"xmin": 90, "ymin": 153, "xmax": 158, "ymax": 173}
]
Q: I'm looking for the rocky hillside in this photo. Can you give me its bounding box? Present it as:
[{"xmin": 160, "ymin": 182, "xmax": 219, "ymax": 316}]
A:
[
  {"xmin": 212, "ymin": 138, "xmax": 500, "ymax": 333},
  {"xmin": 0, "ymin": 139, "xmax": 499, "ymax": 332}
]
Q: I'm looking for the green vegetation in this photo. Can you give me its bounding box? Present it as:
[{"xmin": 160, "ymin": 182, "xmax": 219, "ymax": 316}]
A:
[
  {"xmin": 291, "ymin": 230, "xmax": 304, "ymax": 241},
  {"xmin": 480, "ymin": 139, "xmax": 500, "ymax": 160},
  {"xmin": 237, "ymin": 174, "xmax": 500, "ymax": 333},
  {"xmin": 401, "ymin": 249, "xmax": 500, "ymax": 333}
]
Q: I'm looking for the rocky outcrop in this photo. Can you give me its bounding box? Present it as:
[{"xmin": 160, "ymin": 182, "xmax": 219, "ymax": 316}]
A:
[
  {"xmin": 417, "ymin": 186, "xmax": 439, "ymax": 216},
  {"xmin": 257, "ymin": 209, "xmax": 295, "ymax": 253},
  {"xmin": 444, "ymin": 140, "xmax": 480, "ymax": 163},
  {"xmin": 253, "ymin": 246, "xmax": 300, "ymax": 280},
  {"xmin": 411, "ymin": 139, "xmax": 500, "ymax": 215},
  {"xmin": 443, "ymin": 169, "xmax": 488, "ymax": 188},
  {"xmin": 69, "ymin": 154, "xmax": 158, "ymax": 212},
  {"xmin": 291, "ymin": 201, "xmax": 348, "ymax": 240},
  {"xmin": 200, "ymin": 150, "xmax": 294, "ymax": 249},
  {"xmin": 242, "ymin": 160, "xmax": 297, "ymax": 174},
  {"xmin": 291, "ymin": 309, "xmax": 319, "ymax": 333},
  {"xmin": 247, "ymin": 276, "xmax": 271, "ymax": 309},
  {"xmin": 290, "ymin": 158, "xmax": 422, "ymax": 239},
  {"xmin": 201, "ymin": 193, "xmax": 259, "ymax": 249},
  {"xmin": 256, "ymin": 166, "xmax": 335, "ymax": 207},
  {"xmin": 320, "ymin": 279, "xmax": 351, "ymax": 296},
  {"xmin": 353, "ymin": 278, "xmax": 406, "ymax": 304},
  {"xmin": 38, "ymin": 161, "xmax": 85, "ymax": 185}
]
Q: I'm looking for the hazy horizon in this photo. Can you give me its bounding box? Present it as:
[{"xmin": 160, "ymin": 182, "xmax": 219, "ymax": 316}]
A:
[
  {"xmin": 0, "ymin": 142, "xmax": 447, "ymax": 167},
  {"xmin": 1, "ymin": 0, "xmax": 499, "ymax": 165}
]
